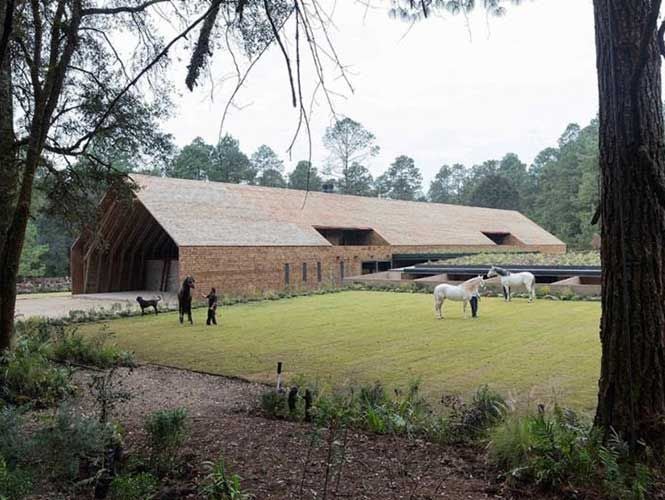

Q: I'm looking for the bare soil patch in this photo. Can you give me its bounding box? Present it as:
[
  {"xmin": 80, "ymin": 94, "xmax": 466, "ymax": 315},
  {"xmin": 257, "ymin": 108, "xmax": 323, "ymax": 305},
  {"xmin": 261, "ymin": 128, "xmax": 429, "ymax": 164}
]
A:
[{"xmin": 54, "ymin": 364, "xmax": 510, "ymax": 499}]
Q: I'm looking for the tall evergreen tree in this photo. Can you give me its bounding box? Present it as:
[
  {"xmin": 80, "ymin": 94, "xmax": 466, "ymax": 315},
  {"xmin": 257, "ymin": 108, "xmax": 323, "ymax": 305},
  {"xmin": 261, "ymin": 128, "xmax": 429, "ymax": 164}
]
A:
[
  {"xmin": 18, "ymin": 222, "xmax": 48, "ymax": 278},
  {"xmin": 210, "ymin": 135, "xmax": 253, "ymax": 184},
  {"xmin": 529, "ymin": 121, "xmax": 599, "ymax": 249},
  {"xmin": 428, "ymin": 163, "xmax": 466, "ymax": 204},
  {"xmin": 468, "ymin": 174, "xmax": 520, "ymax": 210},
  {"xmin": 288, "ymin": 161, "xmax": 322, "ymax": 191},
  {"xmin": 323, "ymin": 117, "xmax": 380, "ymax": 196},
  {"xmin": 251, "ymin": 145, "xmax": 286, "ymax": 187},
  {"xmin": 167, "ymin": 137, "xmax": 214, "ymax": 180},
  {"xmin": 376, "ymin": 155, "xmax": 423, "ymax": 201},
  {"xmin": 336, "ymin": 162, "xmax": 375, "ymax": 196}
]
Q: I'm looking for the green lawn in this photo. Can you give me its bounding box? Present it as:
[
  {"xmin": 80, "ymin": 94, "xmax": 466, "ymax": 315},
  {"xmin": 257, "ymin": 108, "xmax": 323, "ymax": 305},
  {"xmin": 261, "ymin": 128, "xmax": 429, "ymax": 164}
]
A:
[{"xmin": 82, "ymin": 291, "xmax": 602, "ymax": 411}]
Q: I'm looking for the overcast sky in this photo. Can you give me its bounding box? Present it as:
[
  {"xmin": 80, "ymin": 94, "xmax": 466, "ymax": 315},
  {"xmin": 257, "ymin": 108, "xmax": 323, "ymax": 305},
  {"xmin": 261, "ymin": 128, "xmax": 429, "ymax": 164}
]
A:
[{"xmin": 163, "ymin": 0, "xmax": 597, "ymax": 186}]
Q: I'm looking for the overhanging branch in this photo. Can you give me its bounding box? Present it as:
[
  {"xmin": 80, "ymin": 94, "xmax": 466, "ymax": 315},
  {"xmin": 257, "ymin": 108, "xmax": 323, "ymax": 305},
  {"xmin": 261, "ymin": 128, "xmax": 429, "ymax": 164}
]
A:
[
  {"xmin": 56, "ymin": 1, "xmax": 221, "ymax": 156},
  {"xmin": 81, "ymin": 0, "xmax": 169, "ymax": 17}
]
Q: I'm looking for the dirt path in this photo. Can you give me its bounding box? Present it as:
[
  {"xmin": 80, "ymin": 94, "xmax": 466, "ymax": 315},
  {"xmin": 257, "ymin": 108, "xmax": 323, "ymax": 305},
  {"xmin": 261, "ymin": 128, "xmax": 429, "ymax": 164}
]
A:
[{"xmin": 66, "ymin": 365, "xmax": 504, "ymax": 499}]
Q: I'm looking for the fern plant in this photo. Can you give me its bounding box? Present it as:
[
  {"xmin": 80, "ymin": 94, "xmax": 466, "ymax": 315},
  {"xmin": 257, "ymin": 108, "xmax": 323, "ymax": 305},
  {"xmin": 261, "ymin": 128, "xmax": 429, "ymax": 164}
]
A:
[{"xmin": 199, "ymin": 457, "xmax": 251, "ymax": 500}]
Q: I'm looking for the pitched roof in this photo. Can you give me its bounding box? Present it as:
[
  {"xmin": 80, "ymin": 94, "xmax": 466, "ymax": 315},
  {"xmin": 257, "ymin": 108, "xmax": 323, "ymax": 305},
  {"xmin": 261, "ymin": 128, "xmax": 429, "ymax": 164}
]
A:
[{"xmin": 130, "ymin": 174, "xmax": 564, "ymax": 248}]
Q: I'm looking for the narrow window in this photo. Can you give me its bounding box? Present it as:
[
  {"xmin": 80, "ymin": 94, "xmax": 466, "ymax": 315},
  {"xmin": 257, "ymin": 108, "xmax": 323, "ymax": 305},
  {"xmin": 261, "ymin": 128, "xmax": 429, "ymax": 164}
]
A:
[
  {"xmin": 340, "ymin": 261, "xmax": 345, "ymax": 281},
  {"xmin": 302, "ymin": 262, "xmax": 307, "ymax": 282},
  {"xmin": 284, "ymin": 263, "xmax": 290, "ymax": 285},
  {"xmin": 317, "ymin": 262, "xmax": 322, "ymax": 282}
]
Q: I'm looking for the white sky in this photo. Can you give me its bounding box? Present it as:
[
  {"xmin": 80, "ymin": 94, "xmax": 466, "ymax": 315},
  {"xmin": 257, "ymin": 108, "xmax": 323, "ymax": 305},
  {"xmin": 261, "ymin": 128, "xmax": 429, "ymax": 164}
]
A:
[{"xmin": 163, "ymin": 0, "xmax": 598, "ymax": 185}]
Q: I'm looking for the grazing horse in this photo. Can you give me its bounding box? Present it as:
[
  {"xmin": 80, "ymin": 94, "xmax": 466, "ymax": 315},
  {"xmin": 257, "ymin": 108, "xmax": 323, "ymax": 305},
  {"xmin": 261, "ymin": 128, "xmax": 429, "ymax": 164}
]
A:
[
  {"xmin": 177, "ymin": 276, "xmax": 196, "ymax": 324},
  {"xmin": 487, "ymin": 265, "xmax": 536, "ymax": 303},
  {"xmin": 433, "ymin": 276, "xmax": 485, "ymax": 319}
]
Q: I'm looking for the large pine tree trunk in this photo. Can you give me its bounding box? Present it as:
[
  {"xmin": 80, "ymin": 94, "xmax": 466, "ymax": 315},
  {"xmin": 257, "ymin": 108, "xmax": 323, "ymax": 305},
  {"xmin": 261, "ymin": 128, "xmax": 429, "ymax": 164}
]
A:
[
  {"xmin": 593, "ymin": 0, "xmax": 665, "ymax": 449},
  {"xmin": 0, "ymin": 0, "xmax": 18, "ymax": 352}
]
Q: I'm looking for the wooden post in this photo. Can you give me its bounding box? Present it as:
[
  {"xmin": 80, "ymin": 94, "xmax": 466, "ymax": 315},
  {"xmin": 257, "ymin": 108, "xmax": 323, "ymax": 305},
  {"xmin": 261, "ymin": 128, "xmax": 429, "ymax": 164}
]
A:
[{"xmin": 276, "ymin": 361, "xmax": 283, "ymax": 392}]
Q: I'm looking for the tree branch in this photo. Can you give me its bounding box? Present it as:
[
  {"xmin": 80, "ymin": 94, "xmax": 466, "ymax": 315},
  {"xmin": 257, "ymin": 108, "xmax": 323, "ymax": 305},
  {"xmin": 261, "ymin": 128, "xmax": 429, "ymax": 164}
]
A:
[
  {"xmin": 29, "ymin": 0, "xmax": 43, "ymax": 101},
  {"xmin": 263, "ymin": 0, "xmax": 297, "ymax": 107},
  {"xmin": 79, "ymin": 27, "xmax": 131, "ymax": 81},
  {"xmin": 81, "ymin": 0, "xmax": 169, "ymax": 17},
  {"xmin": 55, "ymin": 1, "xmax": 221, "ymax": 156},
  {"xmin": 186, "ymin": 0, "xmax": 222, "ymax": 91}
]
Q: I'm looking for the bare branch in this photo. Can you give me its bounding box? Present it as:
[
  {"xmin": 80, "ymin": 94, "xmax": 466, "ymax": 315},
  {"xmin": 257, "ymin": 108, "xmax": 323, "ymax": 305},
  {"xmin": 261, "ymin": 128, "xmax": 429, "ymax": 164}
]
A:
[
  {"xmin": 264, "ymin": 0, "xmax": 297, "ymax": 107},
  {"xmin": 65, "ymin": 1, "xmax": 221, "ymax": 155},
  {"xmin": 81, "ymin": 0, "xmax": 169, "ymax": 17},
  {"xmin": 79, "ymin": 27, "xmax": 131, "ymax": 81}
]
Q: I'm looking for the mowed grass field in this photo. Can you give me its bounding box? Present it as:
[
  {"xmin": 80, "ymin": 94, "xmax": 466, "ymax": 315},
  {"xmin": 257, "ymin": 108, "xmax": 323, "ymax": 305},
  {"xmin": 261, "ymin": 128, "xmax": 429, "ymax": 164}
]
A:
[{"xmin": 80, "ymin": 291, "xmax": 602, "ymax": 411}]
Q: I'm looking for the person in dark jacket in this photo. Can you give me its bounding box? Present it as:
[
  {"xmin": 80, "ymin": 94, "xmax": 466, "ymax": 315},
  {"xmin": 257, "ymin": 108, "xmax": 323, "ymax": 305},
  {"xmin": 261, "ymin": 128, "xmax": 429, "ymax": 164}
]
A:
[
  {"xmin": 203, "ymin": 288, "xmax": 218, "ymax": 326},
  {"xmin": 470, "ymin": 291, "xmax": 480, "ymax": 318}
]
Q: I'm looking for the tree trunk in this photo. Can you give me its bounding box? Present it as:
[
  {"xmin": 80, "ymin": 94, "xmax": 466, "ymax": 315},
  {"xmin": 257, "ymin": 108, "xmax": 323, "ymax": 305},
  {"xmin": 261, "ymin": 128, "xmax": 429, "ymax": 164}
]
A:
[
  {"xmin": 0, "ymin": 0, "xmax": 17, "ymax": 253},
  {"xmin": 0, "ymin": 0, "xmax": 17, "ymax": 352},
  {"xmin": 593, "ymin": 0, "xmax": 665, "ymax": 450}
]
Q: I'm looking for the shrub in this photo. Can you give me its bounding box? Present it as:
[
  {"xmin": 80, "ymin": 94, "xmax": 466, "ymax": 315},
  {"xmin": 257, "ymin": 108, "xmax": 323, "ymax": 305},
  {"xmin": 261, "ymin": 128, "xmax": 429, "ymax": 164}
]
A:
[
  {"xmin": 32, "ymin": 401, "xmax": 113, "ymax": 481},
  {"xmin": 260, "ymin": 391, "xmax": 289, "ymax": 419},
  {"xmin": 0, "ymin": 406, "xmax": 29, "ymax": 468},
  {"xmin": 89, "ymin": 367, "xmax": 133, "ymax": 424},
  {"xmin": 0, "ymin": 454, "xmax": 32, "ymax": 500},
  {"xmin": 490, "ymin": 407, "xmax": 654, "ymax": 499},
  {"xmin": 260, "ymin": 380, "xmax": 508, "ymax": 445},
  {"xmin": 108, "ymin": 472, "xmax": 159, "ymax": 500},
  {"xmin": 50, "ymin": 325, "xmax": 136, "ymax": 368},
  {"xmin": 442, "ymin": 385, "xmax": 507, "ymax": 443},
  {"xmin": 0, "ymin": 340, "xmax": 74, "ymax": 406},
  {"xmin": 144, "ymin": 408, "xmax": 189, "ymax": 475},
  {"xmin": 199, "ymin": 456, "xmax": 252, "ymax": 500}
]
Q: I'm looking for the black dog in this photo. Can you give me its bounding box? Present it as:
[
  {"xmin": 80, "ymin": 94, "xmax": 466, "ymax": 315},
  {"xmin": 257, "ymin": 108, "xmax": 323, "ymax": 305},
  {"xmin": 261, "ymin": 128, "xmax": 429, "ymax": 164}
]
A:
[{"xmin": 136, "ymin": 296, "xmax": 161, "ymax": 315}]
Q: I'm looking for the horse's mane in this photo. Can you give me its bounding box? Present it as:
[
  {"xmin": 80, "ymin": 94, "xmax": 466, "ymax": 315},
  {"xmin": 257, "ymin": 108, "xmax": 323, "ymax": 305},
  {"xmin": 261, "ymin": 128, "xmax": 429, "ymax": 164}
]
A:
[
  {"xmin": 180, "ymin": 277, "xmax": 192, "ymax": 299},
  {"xmin": 492, "ymin": 266, "xmax": 510, "ymax": 277},
  {"xmin": 460, "ymin": 276, "xmax": 483, "ymax": 291}
]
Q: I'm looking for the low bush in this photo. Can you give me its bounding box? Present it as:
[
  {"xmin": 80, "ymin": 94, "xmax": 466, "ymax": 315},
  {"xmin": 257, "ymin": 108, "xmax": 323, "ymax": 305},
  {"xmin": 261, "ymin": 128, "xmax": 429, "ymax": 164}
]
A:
[
  {"xmin": 261, "ymin": 380, "xmax": 506, "ymax": 445},
  {"xmin": 0, "ymin": 454, "xmax": 32, "ymax": 500},
  {"xmin": 490, "ymin": 407, "xmax": 654, "ymax": 499},
  {"xmin": 260, "ymin": 390, "xmax": 289, "ymax": 419},
  {"xmin": 442, "ymin": 385, "xmax": 508, "ymax": 443},
  {"xmin": 32, "ymin": 401, "xmax": 116, "ymax": 481},
  {"xmin": 0, "ymin": 406, "xmax": 29, "ymax": 469},
  {"xmin": 50, "ymin": 325, "xmax": 136, "ymax": 368},
  {"xmin": 144, "ymin": 407, "xmax": 189, "ymax": 475},
  {"xmin": 2, "ymin": 319, "xmax": 138, "ymax": 406},
  {"xmin": 0, "ymin": 338, "xmax": 74, "ymax": 406},
  {"xmin": 199, "ymin": 456, "xmax": 251, "ymax": 500},
  {"xmin": 108, "ymin": 472, "xmax": 159, "ymax": 500}
]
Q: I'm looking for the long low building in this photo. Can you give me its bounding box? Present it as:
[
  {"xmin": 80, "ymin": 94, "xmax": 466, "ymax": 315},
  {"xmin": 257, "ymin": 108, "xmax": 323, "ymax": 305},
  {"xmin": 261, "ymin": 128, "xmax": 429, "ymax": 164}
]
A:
[{"xmin": 71, "ymin": 174, "xmax": 566, "ymax": 296}]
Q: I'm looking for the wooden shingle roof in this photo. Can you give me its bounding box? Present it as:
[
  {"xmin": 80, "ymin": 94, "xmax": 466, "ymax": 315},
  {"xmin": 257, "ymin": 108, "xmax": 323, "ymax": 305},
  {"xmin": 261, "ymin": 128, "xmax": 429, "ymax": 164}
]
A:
[{"xmin": 130, "ymin": 174, "xmax": 564, "ymax": 248}]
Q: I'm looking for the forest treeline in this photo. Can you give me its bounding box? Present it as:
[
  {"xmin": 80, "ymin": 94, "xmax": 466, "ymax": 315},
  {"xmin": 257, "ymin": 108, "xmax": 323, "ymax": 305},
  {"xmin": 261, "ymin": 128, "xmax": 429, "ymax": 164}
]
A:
[{"xmin": 24, "ymin": 117, "xmax": 599, "ymax": 277}]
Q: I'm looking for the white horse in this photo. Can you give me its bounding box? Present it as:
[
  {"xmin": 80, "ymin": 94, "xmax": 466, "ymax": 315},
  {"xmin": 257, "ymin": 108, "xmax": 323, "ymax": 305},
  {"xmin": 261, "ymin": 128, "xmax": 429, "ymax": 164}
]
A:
[
  {"xmin": 433, "ymin": 276, "xmax": 485, "ymax": 319},
  {"xmin": 487, "ymin": 265, "xmax": 536, "ymax": 303}
]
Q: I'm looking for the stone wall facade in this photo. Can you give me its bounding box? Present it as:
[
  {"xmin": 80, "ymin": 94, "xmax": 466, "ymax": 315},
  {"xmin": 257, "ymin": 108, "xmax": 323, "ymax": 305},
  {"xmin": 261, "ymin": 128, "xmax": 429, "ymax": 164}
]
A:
[
  {"xmin": 178, "ymin": 245, "xmax": 392, "ymax": 297},
  {"xmin": 18, "ymin": 276, "xmax": 71, "ymax": 294},
  {"xmin": 178, "ymin": 242, "xmax": 566, "ymax": 297}
]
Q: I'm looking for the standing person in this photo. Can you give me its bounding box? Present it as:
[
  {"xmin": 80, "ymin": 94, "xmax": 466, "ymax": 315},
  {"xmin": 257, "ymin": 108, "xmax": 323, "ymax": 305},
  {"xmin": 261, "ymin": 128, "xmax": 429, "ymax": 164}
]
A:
[
  {"xmin": 203, "ymin": 287, "xmax": 218, "ymax": 326},
  {"xmin": 470, "ymin": 291, "xmax": 480, "ymax": 318}
]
